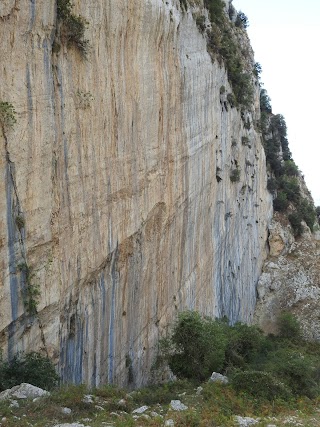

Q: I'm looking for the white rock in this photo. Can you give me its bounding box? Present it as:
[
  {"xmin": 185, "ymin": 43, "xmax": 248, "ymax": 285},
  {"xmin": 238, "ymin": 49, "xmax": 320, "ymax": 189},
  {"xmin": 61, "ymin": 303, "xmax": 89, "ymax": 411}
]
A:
[
  {"xmin": 82, "ymin": 394, "xmax": 94, "ymax": 403},
  {"xmin": 196, "ymin": 386, "xmax": 203, "ymax": 395},
  {"xmin": 209, "ymin": 372, "xmax": 229, "ymax": 384},
  {"xmin": 234, "ymin": 415, "xmax": 259, "ymax": 426},
  {"xmin": 170, "ymin": 400, "xmax": 188, "ymax": 411},
  {"xmin": 61, "ymin": 407, "xmax": 72, "ymax": 415},
  {"xmin": 9, "ymin": 399, "xmax": 19, "ymax": 408},
  {"xmin": 53, "ymin": 424, "xmax": 90, "ymax": 427},
  {"xmin": 0, "ymin": 383, "xmax": 49, "ymax": 400},
  {"xmin": 132, "ymin": 405, "xmax": 149, "ymax": 414},
  {"xmin": 165, "ymin": 419, "xmax": 175, "ymax": 427}
]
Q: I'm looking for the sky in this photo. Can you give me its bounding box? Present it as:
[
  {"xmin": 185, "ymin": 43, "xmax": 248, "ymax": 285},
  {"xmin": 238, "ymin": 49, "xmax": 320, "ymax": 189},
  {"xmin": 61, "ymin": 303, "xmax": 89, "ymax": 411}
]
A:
[{"xmin": 232, "ymin": 0, "xmax": 320, "ymax": 206}]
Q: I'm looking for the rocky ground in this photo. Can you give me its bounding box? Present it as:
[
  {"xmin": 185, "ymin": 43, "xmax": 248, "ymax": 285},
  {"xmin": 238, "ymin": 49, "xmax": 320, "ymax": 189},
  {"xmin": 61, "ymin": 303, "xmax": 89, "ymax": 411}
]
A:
[
  {"xmin": 254, "ymin": 216, "xmax": 320, "ymax": 340},
  {"xmin": 0, "ymin": 382, "xmax": 319, "ymax": 427}
]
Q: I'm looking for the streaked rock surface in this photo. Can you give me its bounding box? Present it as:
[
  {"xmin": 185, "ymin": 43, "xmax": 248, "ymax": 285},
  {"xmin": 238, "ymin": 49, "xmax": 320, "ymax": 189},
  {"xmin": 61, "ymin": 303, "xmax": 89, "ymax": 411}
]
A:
[{"xmin": 0, "ymin": 0, "xmax": 272, "ymax": 386}]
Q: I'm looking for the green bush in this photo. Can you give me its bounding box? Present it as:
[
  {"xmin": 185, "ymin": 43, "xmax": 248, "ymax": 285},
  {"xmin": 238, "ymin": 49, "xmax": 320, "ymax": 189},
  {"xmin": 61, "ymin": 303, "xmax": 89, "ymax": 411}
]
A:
[
  {"xmin": 231, "ymin": 370, "xmax": 292, "ymax": 400},
  {"xmin": 288, "ymin": 212, "xmax": 303, "ymax": 236},
  {"xmin": 179, "ymin": 0, "xmax": 188, "ymax": 11},
  {"xmin": 230, "ymin": 168, "xmax": 240, "ymax": 183},
  {"xmin": 283, "ymin": 160, "xmax": 299, "ymax": 176},
  {"xmin": 260, "ymin": 89, "xmax": 272, "ymax": 113},
  {"xmin": 241, "ymin": 136, "xmax": 250, "ymax": 146},
  {"xmin": 273, "ymin": 191, "xmax": 289, "ymax": 212},
  {"xmin": 204, "ymin": 1, "xmax": 254, "ymax": 109},
  {"xmin": 196, "ymin": 15, "xmax": 206, "ymax": 32},
  {"xmin": 297, "ymin": 199, "xmax": 316, "ymax": 231},
  {"xmin": 57, "ymin": 0, "xmax": 89, "ymax": 57},
  {"xmin": 265, "ymin": 348, "xmax": 319, "ymax": 398},
  {"xmin": 279, "ymin": 176, "xmax": 300, "ymax": 203},
  {"xmin": 235, "ymin": 11, "xmax": 249, "ymax": 29},
  {"xmin": 277, "ymin": 312, "xmax": 301, "ymax": 341},
  {"xmin": 224, "ymin": 323, "xmax": 266, "ymax": 370},
  {"xmin": 0, "ymin": 352, "xmax": 59, "ymax": 391},
  {"xmin": 0, "ymin": 101, "xmax": 16, "ymax": 131},
  {"xmin": 166, "ymin": 311, "xmax": 227, "ymax": 381},
  {"xmin": 267, "ymin": 178, "xmax": 278, "ymax": 194}
]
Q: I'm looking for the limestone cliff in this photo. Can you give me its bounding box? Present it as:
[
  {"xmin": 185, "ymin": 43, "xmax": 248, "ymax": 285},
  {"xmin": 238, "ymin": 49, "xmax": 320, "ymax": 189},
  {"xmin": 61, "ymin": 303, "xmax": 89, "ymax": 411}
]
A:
[
  {"xmin": 0, "ymin": 0, "xmax": 272, "ymax": 386},
  {"xmin": 254, "ymin": 214, "xmax": 320, "ymax": 341}
]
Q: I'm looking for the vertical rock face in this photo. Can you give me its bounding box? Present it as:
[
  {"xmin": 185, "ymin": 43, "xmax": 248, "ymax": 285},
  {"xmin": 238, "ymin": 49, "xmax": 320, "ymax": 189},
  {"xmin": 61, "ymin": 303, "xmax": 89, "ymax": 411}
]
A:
[
  {"xmin": 254, "ymin": 214, "xmax": 320, "ymax": 341},
  {"xmin": 0, "ymin": 0, "xmax": 272, "ymax": 386}
]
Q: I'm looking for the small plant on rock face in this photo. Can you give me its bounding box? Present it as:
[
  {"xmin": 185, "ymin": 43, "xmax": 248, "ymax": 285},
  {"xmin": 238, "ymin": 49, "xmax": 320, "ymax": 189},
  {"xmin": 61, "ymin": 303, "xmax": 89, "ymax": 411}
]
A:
[
  {"xmin": 0, "ymin": 101, "xmax": 16, "ymax": 131},
  {"xmin": 15, "ymin": 215, "xmax": 25, "ymax": 230},
  {"xmin": 273, "ymin": 191, "xmax": 289, "ymax": 212},
  {"xmin": 230, "ymin": 167, "xmax": 240, "ymax": 183},
  {"xmin": 288, "ymin": 212, "xmax": 303, "ymax": 236},
  {"xmin": 227, "ymin": 93, "xmax": 236, "ymax": 108},
  {"xmin": 241, "ymin": 136, "xmax": 250, "ymax": 146},
  {"xmin": 76, "ymin": 90, "xmax": 94, "ymax": 109},
  {"xmin": 196, "ymin": 15, "xmax": 206, "ymax": 32},
  {"xmin": 57, "ymin": 0, "xmax": 90, "ymax": 58},
  {"xmin": 179, "ymin": 0, "xmax": 188, "ymax": 11},
  {"xmin": 17, "ymin": 263, "xmax": 40, "ymax": 316}
]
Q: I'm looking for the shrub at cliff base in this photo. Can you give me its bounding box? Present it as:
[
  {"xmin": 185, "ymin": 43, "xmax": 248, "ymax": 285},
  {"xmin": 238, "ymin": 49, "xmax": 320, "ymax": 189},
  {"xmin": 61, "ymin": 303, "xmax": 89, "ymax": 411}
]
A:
[
  {"xmin": 224, "ymin": 322, "xmax": 268, "ymax": 370},
  {"xmin": 277, "ymin": 311, "xmax": 302, "ymax": 341},
  {"xmin": 162, "ymin": 311, "xmax": 320, "ymax": 400},
  {"xmin": 264, "ymin": 348, "xmax": 319, "ymax": 398},
  {"xmin": 0, "ymin": 351, "xmax": 59, "ymax": 391},
  {"xmin": 162, "ymin": 311, "xmax": 227, "ymax": 381},
  {"xmin": 231, "ymin": 370, "xmax": 292, "ymax": 400}
]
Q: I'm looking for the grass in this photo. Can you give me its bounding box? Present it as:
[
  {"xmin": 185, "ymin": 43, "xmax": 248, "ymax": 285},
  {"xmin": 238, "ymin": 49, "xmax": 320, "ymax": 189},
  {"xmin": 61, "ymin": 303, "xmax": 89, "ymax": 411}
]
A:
[{"xmin": 0, "ymin": 381, "xmax": 319, "ymax": 426}]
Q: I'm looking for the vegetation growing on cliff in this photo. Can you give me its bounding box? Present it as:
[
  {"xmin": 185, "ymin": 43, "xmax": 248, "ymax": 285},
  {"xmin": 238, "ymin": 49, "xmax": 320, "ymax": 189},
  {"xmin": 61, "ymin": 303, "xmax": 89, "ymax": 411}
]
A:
[
  {"xmin": 0, "ymin": 101, "xmax": 16, "ymax": 132},
  {"xmin": 183, "ymin": 0, "xmax": 256, "ymax": 110},
  {"xmin": 261, "ymin": 91, "xmax": 317, "ymax": 235},
  {"xmin": 56, "ymin": 0, "xmax": 89, "ymax": 57},
  {"xmin": 17, "ymin": 263, "xmax": 40, "ymax": 317}
]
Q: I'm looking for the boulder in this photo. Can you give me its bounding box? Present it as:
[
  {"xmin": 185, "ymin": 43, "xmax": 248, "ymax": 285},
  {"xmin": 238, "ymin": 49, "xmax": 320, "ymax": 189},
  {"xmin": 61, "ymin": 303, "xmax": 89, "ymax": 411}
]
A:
[
  {"xmin": 209, "ymin": 372, "xmax": 229, "ymax": 384},
  {"xmin": 234, "ymin": 415, "xmax": 259, "ymax": 426},
  {"xmin": 170, "ymin": 400, "xmax": 188, "ymax": 411},
  {"xmin": 0, "ymin": 383, "xmax": 49, "ymax": 400}
]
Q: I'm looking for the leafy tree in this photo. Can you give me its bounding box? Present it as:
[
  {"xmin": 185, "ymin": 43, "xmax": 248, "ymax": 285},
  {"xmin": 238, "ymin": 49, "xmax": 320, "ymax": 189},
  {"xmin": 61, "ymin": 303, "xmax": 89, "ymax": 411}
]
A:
[
  {"xmin": 277, "ymin": 312, "xmax": 302, "ymax": 341},
  {"xmin": 253, "ymin": 62, "xmax": 262, "ymax": 79},
  {"xmin": 0, "ymin": 352, "xmax": 59, "ymax": 391},
  {"xmin": 235, "ymin": 11, "xmax": 249, "ymax": 29},
  {"xmin": 260, "ymin": 89, "xmax": 272, "ymax": 113},
  {"xmin": 273, "ymin": 191, "xmax": 289, "ymax": 212},
  {"xmin": 288, "ymin": 212, "xmax": 303, "ymax": 236},
  {"xmin": 204, "ymin": 0, "xmax": 225, "ymax": 25},
  {"xmin": 265, "ymin": 348, "xmax": 318, "ymax": 398},
  {"xmin": 224, "ymin": 323, "xmax": 266, "ymax": 370},
  {"xmin": 279, "ymin": 176, "xmax": 300, "ymax": 203},
  {"xmin": 166, "ymin": 311, "xmax": 227, "ymax": 381},
  {"xmin": 297, "ymin": 199, "xmax": 316, "ymax": 231},
  {"xmin": 267, "ymin": 178, "xmax": 278, "ymax": 194},
  {"xmin": 231, "ymin": 370, "xmax": 291, "ymax": 400},
  {"xmin": 283, "ymin": 160, "xmax": 299, "ymax": 176}
]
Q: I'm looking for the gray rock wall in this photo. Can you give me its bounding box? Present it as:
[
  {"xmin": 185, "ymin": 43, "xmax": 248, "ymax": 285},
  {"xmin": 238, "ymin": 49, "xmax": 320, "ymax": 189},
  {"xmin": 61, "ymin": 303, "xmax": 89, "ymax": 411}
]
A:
[{"xmin": 0, "ymin": 0, "xmax": 272, "ymax": 387}]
